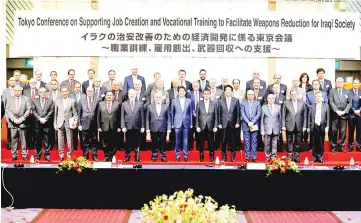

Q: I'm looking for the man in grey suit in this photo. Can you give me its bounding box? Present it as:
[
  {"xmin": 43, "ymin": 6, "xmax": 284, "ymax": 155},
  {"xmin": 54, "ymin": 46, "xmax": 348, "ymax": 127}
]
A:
[
  {"xmin": 60, "ymin": 69, "xmax": 81, "ymax": 94},
  {"xmin": 121, "ymin": 89, "xmax": 145, "ymax": 162},
  {"xmin": 146, "ymin": 92, "xmax": 171, "ymax": 162},
  {"xmin": 282, "ymin": 89, "xmax": 308, "ymax": 163},
  {"xmin": 102, "ymin": 70, "xmax": 117, "ymax": 92},
  {"xmin": 97, "ymin": 91, "xmax": 121, "ymax": 161},
  {"xmin": 149, "ymin": 80, "xmax": 169, "ymax": 105},
  {"xmin": 78, "ymin": 87, "xmax": 99, "ymax": 161},
  {"xmin": 209, "ymin": 78, "xmax": 223, "ymax": 102},
  {"xmin": 69, "ymin": 82, "xmax": 85, "ymax": 150},
  {"xmin": 2, "ymin": 77, "xmax": 16, "ymax": 149},
  {"xmin": 5, "ymin": 86, "xmax": 31, "ymax": 160},
  {"xmin": 328, "ymin": 77, "xmax": 352, "ymax": 153},
  {"xmin": 47, "ymin": 80, "xmax": 61, "ymax": 102},
  {"xmin": 261, "ymin": 94, "xmax": 282, "ymax": 161},
  {"xmin": 195, "ymin": 89, "xmax": 218, "ymax": 162},
  {"xmin": 146, "ymin": 72, "xmax": 161, "ymax": 97},
  {"xmin": 54, "ymin": 87, "xmax": 78, "ymax": 161},
  {"xmin": 32, "ymin": 87, "xmax": 55, "ymax": 161},
  {"xmin": 23, "ymin": 78, "xmax": 39, "ymax": 149},
  {"xmin": 308, "ymin": 92, "xmax": 330, "ymax": 163}
]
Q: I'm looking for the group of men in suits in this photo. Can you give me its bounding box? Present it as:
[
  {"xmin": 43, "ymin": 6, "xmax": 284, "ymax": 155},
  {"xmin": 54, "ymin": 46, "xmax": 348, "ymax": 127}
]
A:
[{"xmin": 2, "ymin": 67, "xmax": 361, "ymax": 164}]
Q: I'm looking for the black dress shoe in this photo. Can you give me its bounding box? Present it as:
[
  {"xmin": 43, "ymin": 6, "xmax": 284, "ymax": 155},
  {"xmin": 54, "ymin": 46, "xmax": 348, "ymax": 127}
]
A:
[
  {"xmin": 245, "ymin": 159, "xmax": 250, "ymax": 162},
  {"xmin": 93, "ymin": 158, "xmax": 98, "ymax": 162},
  {"xmin": 23, "ymin": 157, "xmax": 28, "ymax": 161},
  {"xmin": 176, "ymin": 158, "xmax": 180, "ymax": 162},
  {"xmin": 59, "ymin": 158, "xmax": 64, "ymax": 161},
  {"xmin": 135, "ymin": 158, "xmax": 141, "ymax": 162},
  {"xmin": 151, "ymin": 159, "xmax": 156, "ymax": 162},
  {"xmin": 252, "ymin": 159, "xmax": 258, "ymax": 163},
  {"xmin": 184, "ymin": 158, "xmax": 188, "ymax": 162},
  {"xmin": 294, "ymin": 159, "xmax": 300, "ymax": 163},
  {"xmin": 45, "ymin": 157, "xmax": 52, "ymax": 162},
  {"xmin": 161, "ymin": 159, "xmax": 168, "ymax": 162},
  {"xmin": 10, "ymin": 157, "xmax": 18, "ymax": 161}
]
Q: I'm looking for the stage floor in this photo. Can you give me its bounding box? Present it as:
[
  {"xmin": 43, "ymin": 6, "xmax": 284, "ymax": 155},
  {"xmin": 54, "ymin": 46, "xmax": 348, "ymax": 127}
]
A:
[{"xmin": 2, "ymin": 164, "xmax": 361, "ymax": 211}]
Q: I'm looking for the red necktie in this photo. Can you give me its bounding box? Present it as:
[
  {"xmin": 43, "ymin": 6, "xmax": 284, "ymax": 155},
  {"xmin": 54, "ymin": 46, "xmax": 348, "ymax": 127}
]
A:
[
  {"xmin": 31, "ymin": 90, "xmax": 35, "ymax": 100},
  {"xmin": 131, "ymin": 101, "xmax": 134, "ymax": 112},
  {"xmin": 88, "ymin": 98, "xmax": 92, "ymax": 110},
  {"xmin": 107, "ymin": 102, "xmax": 111, "ymax": 113}
]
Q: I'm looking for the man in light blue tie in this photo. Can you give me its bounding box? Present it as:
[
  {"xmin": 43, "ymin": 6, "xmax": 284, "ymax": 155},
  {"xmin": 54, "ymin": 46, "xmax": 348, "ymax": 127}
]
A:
[
  {"xmin": 171, "ymin": 86, "xmax": 193, "ymax": 162},
  {"xmin": 241, "ymin": 90, "xmax": 261, "ymax": 162}
]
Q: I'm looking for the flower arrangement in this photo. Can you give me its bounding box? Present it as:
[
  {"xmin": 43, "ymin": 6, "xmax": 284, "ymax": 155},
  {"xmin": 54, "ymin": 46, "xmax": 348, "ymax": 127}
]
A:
[
  {"xmin": 57, "ymin": 156, "xmax": 93, "ymax": 174},
  {"xmin": 266, "ymin": 156, "xmax": 300, "ymax": 177},
  {"xmin": 141, "ymin": 189, "xmax": 238, "ymax": 223}
]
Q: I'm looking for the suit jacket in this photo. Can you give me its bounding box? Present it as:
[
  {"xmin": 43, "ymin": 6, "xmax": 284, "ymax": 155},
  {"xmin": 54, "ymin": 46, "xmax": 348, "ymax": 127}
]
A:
[
  {"xmin": 93, "ymin": 87, "xmax": 107, "ymax": 101},
  {"xmin": 171, "ymin": 80, "xmax": 193, "ymax": 92},
  {"xmin": 195, "ymin": 100, "xmax": 218, "ymax": 131},
  {"xmin": 308, "ymin": 103, "xmax": 330, "ymax": 130},
  {"xmin": 266, "ymin": 83, "xmax": 287, "ymax": 97},
  {"xmin": 22, "ymin": 88, "xmax": 39, "ymax": 126},
  {"xmin": 233, "ymin": 90, "xmax": 245, "ymax": 102},
  {"xmin": 282, "ymin": 99, "xmax": 307, "ymax": 132},
  {"xmin": 254, "ymin": 89, "xmax": 266, "ymax": 105},
  {"xmin": 150, "ymin": 90, "xmax": 170, "ymax": 105},
  {"xmin": 306, "ymin": 91, "xmax": 328, "ymax": 107},
  {"xmin": 121, "ymin": 101, "xmax": 145, "ymax": 130},
  {"xmin": 5, "ymin": 95, "xmax": 31, "ymax": 128},
  {"xmin": 246, "ymin": 79, "xmax": 267, "ymax": 91},
  {"xmin": 146, "ymin": 82, "xmax": 156, "ymax": 97},
  {"xmin": 2, "ymin": 87, "xmax": 15, "ymax": 108},
  {"xmin": 32, "ymin": 97, "xmax": 55, "ymax": 128},
  {"xmin": 60, "ymin": 79, "xmax": 81, "ymax": 93},
  {"xmin": 218, "ymin": 97, "xmax": 240, "ymax": 128},
  {"xmin": 124, "ymin": 91, "xmax": 149, "ymax": 109},
  {"xmin": 123, "ymin": 75, "xmax": 146, "ymax": 94},
  {"xmin": 319, "ymin": 79, "xmax": 332, "ymax": 95},
  {"xmin": 69, "ymin": 92, "xmax": 86, "ymax": 107},
  {"xmin": 286, "ymin": 87, "xmax": 306, "ymax": 102},
  {"xmin": 274, "ymin": 94, "xmax": 286, "ymax": 108},
  {"xmin": 198, "ymin": 80, "xmax": 210, "ymax": 92},
  {"xmin": 102, "ymin": 80, "xmax": 114, "ymax": 92},
  {"xmin": 47, "ymin": 90, "xmax": 61, "ymax": 102},
  {"xmin": 171, "ymin": 97, "xmax": 193, "ymax": 129},
  {"xmin": 45, "ymin": 81, "xmax": 60, "ymax": 92},
  {"xmin": 348, "ymin": 89, "xmax": 361, "ymax": 118},
  {"xmin": 78, "ymin": 97, "xmax": 99, "ymax": 130},
  {"xmin": 217, "ymin": 85, "xmax": 227, "ymax": 91},
  {"xmin": 146, "ymin": 103, "xmax": 171, "ymax": 132},
  {"xmin": 168, "ymin": 88, "xmax": 178, "ymax": 101},
  {"xmin": 15, "ymin": 81, "xmax": 26, "ymax": 89},
  {"xmin": 54, "ymin": 97, "xmax": 78, "ymax": 128},
  {"xmin": 261, "ymin": 104, "xmax": 282, "ymax": 135},
  {"xmin": 23, "ymin": 88, "xmax": 39, "ymax": 102},
  {"xmin": 241, "ymin": 100, "xmax": 261, "ymax": 131},
  {"xmin": 82, "ymin": 80, "xmax": 95, "ymax": 93},
  {"xmin": 187, "ymin": 91, "xmax": 203, "ymax": 113},
  {"xmin": 300, "ymin": 84, "xmax": 313, "ymax": 93},
  {"xmin": 112, "ymin": 90, "xmax": 125, "ymax": 103},
  {"xmin": 328, "ymin": 88, "xmax": 352, "ymax": 119},
  {"xmin": 97, "ymin": 101, "xmax": 120, "ymax": 131}
]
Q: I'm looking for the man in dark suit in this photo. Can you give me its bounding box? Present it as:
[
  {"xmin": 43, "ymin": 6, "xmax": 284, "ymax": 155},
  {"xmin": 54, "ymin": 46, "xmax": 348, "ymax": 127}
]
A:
[
  {"xmin": 196, "ymin": 89, "xmax": 218, "ymax": 162},
  {"xmin": 168, "ymin": 79, "xmax": 179, "ymax": 102},
  {"xmin": 146, "ymin": 72, "xmax": 161, "ymax": 97},
  {"xmin": 261, "ymin": 94, "xmax": 282, "ymax": 161},
  {"xmin": 282, "ymin": 89, "xmax": 308, "ymax": 163},
  {"xmin": 13, "ymin": 70, "xmax": 26, "ymax": 89},
  {"xmin": 253, "ymin": 79, "xmax": 266, "ymax": 105},
  {"xmin": 217, "ymin": 76, "xmax": 229, "ymax": 91},
  {"xmin": 198, "ymin": 69, "xmax": 209, "ymax": 92},
  {"xmin": 241, "ymin": 90, "xmax": 262, "ymax": 162},
  {"xmin": 218, "ymin": 85, "xmax": 240, "ymax": 162},
  {"xmin": 306, "ymin": 80, "xmax": 328, "ymax": 106},
  {"xmin": 171, "ymin": 69, "xmax": 192, "ymax": 92},
  {"xmin": 245, "ymin": 70, "xmax": 267, "ymax": 91},
  {"xmin": 97, "ymin": 91, "xmax": 121, "ymax": 161},
  {"xmin": 348, "ymin": 78, "xmax": 361, "ymax": 152},
  {"xmin": 111, "ymin": 80, "xmax": 125, "ymax": 150},
  {"xmin": 187, "ymin": 81, "xmax": 203, "ymax": 151},
  {"xmin": 209, "ymin": 78, "xmax": 223, "ymax": 102},
  {"xmin": 316, "ymin": 68, "xmax": 332, "ymax": 96},
  {"xmin": 121, "ymin": 89, "xmax": 145, "ymax": 162},
  {"xmin": 32, "ymin": 87, "xmax": 55, "ymax": 161},
  {"xmin": 329, "ymin": 77, "xmax": 352, "ymax": 153},
  {"xmin": 270, "ymin": 84, "xmax": 286, "ymax": 152},
  {"xmin": 171, "ymin": 86, "xmax": 193, "ymax": 162},
  {"xmin": 32, "ymin": 70, "xmax": 47, "ymax": 90},
  {"xmin": 69, "ymin": 82, "xmax": 85, "ymax": 150},
  {"xmin": 112, "ymin": 80, "xmax": 124, "ymax": 103},
  {"xmin": 123, "ymin": 66, "xmax": 146, "ymax": 94},
  {"xmin": 60, "ymin": 69, "xmax": 81, "ymax": 94},
  {"xmin": 3, "ymin": 77, "xmax": 16, "ymax": 149},
  {"xmin": 308, "ymin": 92, "xmax": 330, "ymax": 163},
  {"xmin": 54, "ymin": 87, "xmax": 78, "ymax": 160},
  {"xmin": 93, "ymin": 77, "xmax": 107, "ymax": 101},
  {"xmin": 102, "ymin": 70, "xmax": 117, "ymax": 92},
  {"xmin": 5, "ymin": 86, "xmax": 31, "ymax": 160},
  {"xmin": 146, "ymin": 92, "xmax": 171, "ymax": 162},
  {"xmin": 23, "ymin": 78, "xmax": 39, "ymax": 150},
  {"xmin": 266, "ymin": 74, "xmax": 287, "ymax": 97},
  {"xmin": 81, "ymin": 69, "xmax": 95, "ymax": 93},
  {"xmin": 78, "ymin": 87, "xmax": 99, "ymax": 161}
]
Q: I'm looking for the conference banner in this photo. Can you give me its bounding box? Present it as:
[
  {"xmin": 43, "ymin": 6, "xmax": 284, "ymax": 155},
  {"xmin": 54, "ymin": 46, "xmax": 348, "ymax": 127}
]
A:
[{"xmin": 13, "ymin": 9, "xmax": 360, "ymax": 58}]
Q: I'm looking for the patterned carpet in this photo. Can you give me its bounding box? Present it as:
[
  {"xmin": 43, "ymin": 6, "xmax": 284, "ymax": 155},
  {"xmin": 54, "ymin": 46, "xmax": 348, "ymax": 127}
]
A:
[{"xmin": 2, "ymin": 209, "xmax": 361, "ymax": 223}]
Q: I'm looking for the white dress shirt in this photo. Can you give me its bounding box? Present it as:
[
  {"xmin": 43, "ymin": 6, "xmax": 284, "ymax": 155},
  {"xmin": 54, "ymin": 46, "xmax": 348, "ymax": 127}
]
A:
[
  {"xmin": 132, "ymin": 75, "xmax": 138, "ymax": 85},
  {"xmin": 62, "ymin": 98, "xmax": 67, "ymax": 109},
  {"xmin": 315, "ymin": 103, "xmax": 322, "ymax": 126},
  {"xmin": 89, "ymin": 80, "xmax": 94, "ymax": 87},
  {"xmin": 204, "ymin": 99, "xmax": 209, "ymax": 114},
  {"xmin": 36, "ymin": 81, "xmax": 41, "ymax": 89},
  {"xmin": 156, "ymin": 104, "xmax": 161, "ymax": 116},
  {"xmin": 179, "ymin": 97, "xmax": 185, "ymax": 111}
]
